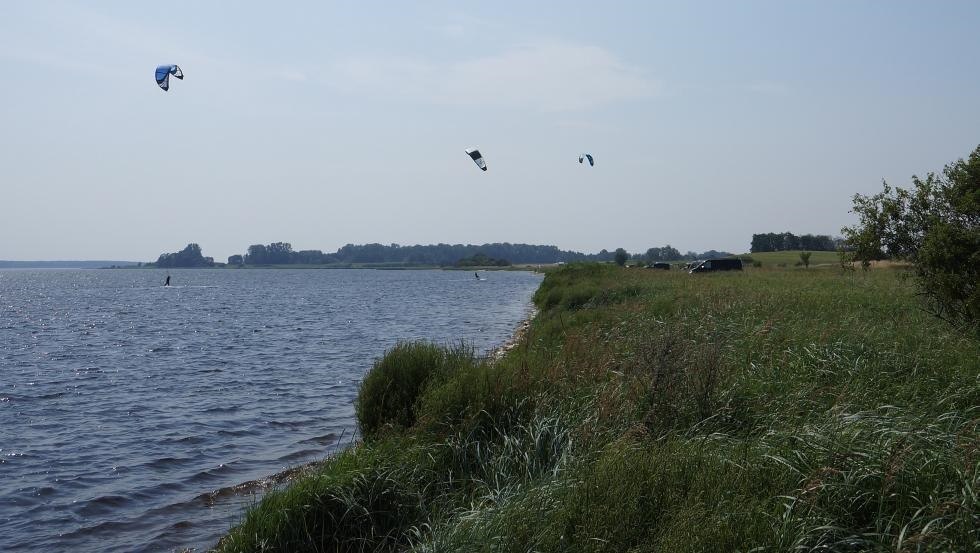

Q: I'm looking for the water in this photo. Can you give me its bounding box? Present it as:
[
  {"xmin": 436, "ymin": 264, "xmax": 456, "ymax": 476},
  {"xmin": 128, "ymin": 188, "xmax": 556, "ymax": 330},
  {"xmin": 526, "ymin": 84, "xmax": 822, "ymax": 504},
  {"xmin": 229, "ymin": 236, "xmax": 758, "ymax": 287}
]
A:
[{"xmin": 0, "ymin": 268, "xmax": 542, "ymax": 552}]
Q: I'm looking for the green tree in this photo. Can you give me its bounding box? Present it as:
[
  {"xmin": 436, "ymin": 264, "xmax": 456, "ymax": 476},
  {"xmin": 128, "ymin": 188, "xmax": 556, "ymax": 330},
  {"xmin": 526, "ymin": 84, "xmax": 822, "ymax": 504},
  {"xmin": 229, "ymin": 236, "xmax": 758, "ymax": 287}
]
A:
[
  {"xmin": 244, "ymin": 244, "xmax": 268, "ymax": 264},
  {"xmin": 842, "ymin": 145, "xmax": 980, "ymax": 333},
  {"xmin": 614, "ymin": 248, "xmax": 629, "ymax": 267},
  {"xmin": 645, "ymin": 245, "xmax": 681, "ymax": 263},
  {"xmin": 155, "ymin": 243, "xmax": 212, "ymax": 268},
  {"xmin": 799, "ymin": 251, "xmax": 812, "ymax": 268}
]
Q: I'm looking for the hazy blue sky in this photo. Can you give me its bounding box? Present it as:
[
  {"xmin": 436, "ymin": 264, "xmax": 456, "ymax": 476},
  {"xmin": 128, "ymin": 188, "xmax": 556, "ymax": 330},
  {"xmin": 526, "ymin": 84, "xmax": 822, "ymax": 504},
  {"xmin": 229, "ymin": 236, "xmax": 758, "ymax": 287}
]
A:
[{"xmin": 2, "ymin": 1, "xmax": 978, "ymax": 261}]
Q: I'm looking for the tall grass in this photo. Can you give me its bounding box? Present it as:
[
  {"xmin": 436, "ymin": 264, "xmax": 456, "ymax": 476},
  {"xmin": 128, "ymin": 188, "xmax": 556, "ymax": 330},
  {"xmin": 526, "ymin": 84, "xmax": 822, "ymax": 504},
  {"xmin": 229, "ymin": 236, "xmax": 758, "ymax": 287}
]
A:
[
  {"xmin": 356, "ymin": 341, "xmax": 475, "ymax": 440},
  {"xmin": 215, "ymin": 264, "xmax": 978, "ymax": 552}
]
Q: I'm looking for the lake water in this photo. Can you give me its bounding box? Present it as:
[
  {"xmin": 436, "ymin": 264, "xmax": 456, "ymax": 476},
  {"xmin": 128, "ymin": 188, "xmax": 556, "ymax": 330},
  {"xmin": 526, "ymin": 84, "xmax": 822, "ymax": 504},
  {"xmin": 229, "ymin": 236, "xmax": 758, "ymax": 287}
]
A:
[{"xmin": 0, "ymin": 268, "xmax": 542, "ymax": 552}]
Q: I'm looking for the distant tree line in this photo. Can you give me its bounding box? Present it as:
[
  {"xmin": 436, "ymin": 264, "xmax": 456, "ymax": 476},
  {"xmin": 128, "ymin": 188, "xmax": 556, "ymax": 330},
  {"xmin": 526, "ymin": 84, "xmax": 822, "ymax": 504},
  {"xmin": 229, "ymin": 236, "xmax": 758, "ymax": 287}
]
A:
[
  {"xmin": 155, "ymin": 241, "xmax": 737, "ymax": 269},
  {"xmin": 232, "ymin": 242, "xmax": 627, "ymax": 266},
  {"xmin": 0, "ymin": 260, "xmax": 138, "ymax": 269},
  {"xmin": 641, "ymin": 245, "xmax": 732, "ymax": 263},
  {"xmin": 155, "ymin": 244, "xmax": 214, "ymax": 268},
  {"xmin": 242, "ymin": 242, "xmax": 329, "ymax": 265},
  {"xmin": 750, "ymin": 232, "xmax": 837, "ymax": 253},
  {"xmin": 455, "ymin": 253, "xmax": 511, "ymax": 267}
]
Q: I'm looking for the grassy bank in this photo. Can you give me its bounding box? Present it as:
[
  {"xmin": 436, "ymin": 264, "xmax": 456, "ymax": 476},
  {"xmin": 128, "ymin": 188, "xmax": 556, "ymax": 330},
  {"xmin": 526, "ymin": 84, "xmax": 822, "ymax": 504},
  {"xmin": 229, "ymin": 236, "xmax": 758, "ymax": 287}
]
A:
[{"xmin": 215, "ymin": 264, "xmax": 978, "ymax": 552}]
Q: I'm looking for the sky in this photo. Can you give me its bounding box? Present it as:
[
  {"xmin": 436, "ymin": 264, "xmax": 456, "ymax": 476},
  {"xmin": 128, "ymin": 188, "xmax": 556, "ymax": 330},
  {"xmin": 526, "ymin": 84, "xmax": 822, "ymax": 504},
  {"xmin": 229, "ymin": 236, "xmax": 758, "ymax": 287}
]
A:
[{"xmin": 1, "ymin": 1, "xmax": 978, "ymax": 262}]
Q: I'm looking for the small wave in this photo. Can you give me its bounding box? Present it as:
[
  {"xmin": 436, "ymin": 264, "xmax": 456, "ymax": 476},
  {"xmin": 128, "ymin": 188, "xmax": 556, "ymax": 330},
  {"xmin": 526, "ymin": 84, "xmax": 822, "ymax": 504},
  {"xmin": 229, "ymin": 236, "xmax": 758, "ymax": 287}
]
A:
[
  {"xmin": 144, "ymin": 456, "xmax": 191, "ymax": 470},
  {"xmin": 194, "ymin": 460, "xmax": 321, "ymax": 507},
  {"xmin": 203, "ymin": 405, "xmax": 239, "ymax": 414},
  {"xmin": 276, "ymin": 448, "xmax": 323, "ymax": 463},
  {"xmin": 167, "ymin": 435, "xmax": 205, "ymax": 445},
  {"xmin": 187, "ymin": 463, "xmax": 237, "ymax": 486},
  {"xmin": 31, "ymin": 391, "xmax": 67, "ymax": 400},
  {"xmin": 297, "ymin": 432, "xmax": 339, "ymax": 446},
  {"xmin": 60, "ymin": 518, "xmax": 131, "ymax": 540},
  {"xmin": 75, "ymin": 494, "xmax": 134, "ymax": 517},
  {"xmin": 266, "ymin": 419, "xmax": 316, "ymax": 430},
  {"xmin": 34, "ymin": 485, "xmax": 58, "ymax": 497},
  {"xmin": 216, "ymin": 428, "xmax": 251, "ymax": 437}
]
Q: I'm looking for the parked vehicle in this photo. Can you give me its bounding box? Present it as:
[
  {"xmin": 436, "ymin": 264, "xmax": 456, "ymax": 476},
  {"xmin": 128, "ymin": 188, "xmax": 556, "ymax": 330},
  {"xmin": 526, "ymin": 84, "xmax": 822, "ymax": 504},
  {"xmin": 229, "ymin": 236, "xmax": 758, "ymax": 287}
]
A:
[
  {"xmin": 647, "ymin": 262, "xmax": 671, "ymax": 270},
  {"xmin": 689, "ymin": 258, "xmax": 743, "ymax": 273}
]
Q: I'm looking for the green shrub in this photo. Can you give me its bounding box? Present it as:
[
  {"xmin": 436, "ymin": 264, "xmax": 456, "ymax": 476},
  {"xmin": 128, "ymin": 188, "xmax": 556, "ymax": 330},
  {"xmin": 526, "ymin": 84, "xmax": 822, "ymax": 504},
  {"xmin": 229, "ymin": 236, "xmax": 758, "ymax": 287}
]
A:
[
  {"xmin": 533, "ymin": 264, "xmax": 643, "ymax": 312},
  {"xmin": 843, "ymin": 145, "xmax": 980, "ymax": 333},
  {"xmin": 356, "ymin": 342, "xmax": 474, "ymax": 439},
  {"xmin": 215, "ymin": 439, "xmax": 445, "ymax": 553}
]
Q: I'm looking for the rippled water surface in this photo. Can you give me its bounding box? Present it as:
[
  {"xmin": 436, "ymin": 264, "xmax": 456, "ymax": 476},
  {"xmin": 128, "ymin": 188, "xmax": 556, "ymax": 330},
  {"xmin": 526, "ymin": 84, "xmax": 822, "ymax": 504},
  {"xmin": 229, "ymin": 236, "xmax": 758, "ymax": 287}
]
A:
[{"xmin": 0, "ymin": 268, "xmax": 542, "ymax": 552}]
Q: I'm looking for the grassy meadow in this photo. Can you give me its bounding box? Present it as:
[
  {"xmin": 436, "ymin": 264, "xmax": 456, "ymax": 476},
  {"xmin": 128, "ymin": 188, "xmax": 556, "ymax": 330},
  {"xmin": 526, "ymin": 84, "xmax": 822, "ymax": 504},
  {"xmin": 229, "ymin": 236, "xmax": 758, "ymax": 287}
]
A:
[
  {"xmin": 741, "ymin": 250, "xmax": 841, "ymax": 267},
  {"xmin": 215, "ymin": 263, "xmax": 978, "ymax": 552}
]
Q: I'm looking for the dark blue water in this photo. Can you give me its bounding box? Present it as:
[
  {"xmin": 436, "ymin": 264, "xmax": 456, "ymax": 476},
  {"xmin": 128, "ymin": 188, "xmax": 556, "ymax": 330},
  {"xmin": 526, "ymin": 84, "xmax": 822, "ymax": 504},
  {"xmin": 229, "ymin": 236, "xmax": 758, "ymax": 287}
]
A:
[{"xmin": 0, "ymin": 268, "xmax": 541, "ymax": 552}]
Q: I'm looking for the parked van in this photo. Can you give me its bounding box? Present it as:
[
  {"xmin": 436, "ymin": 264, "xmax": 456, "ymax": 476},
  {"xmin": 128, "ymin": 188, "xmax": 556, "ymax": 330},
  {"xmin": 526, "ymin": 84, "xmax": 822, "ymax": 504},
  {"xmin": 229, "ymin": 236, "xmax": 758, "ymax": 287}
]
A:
[
  {"xmin": 689, "ymin": 258, "xmax": 743, "ymax": 273},
  {"xmin": 647, "ymin": 262, "xmax": 671, "ymax": 270}
]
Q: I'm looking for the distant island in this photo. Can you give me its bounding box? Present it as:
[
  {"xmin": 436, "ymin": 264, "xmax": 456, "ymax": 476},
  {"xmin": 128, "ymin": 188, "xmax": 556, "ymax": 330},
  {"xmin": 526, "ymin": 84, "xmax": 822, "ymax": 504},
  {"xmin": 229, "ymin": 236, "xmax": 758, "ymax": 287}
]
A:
[
  {"xmin": 147, "ymin": 242, "xmax": 738, "ymax": 269},
  {"xmin": 0, "ymin": 260, "xmax": 139, "ymax": 269}
]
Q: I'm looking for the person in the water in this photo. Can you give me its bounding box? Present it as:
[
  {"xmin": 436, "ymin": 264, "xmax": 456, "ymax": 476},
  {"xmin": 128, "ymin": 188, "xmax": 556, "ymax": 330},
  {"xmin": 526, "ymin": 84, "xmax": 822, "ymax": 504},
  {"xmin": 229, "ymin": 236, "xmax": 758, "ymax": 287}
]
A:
[{"xmin": 164, "ymin": 275, "xmax": 171, "ymax": 287}]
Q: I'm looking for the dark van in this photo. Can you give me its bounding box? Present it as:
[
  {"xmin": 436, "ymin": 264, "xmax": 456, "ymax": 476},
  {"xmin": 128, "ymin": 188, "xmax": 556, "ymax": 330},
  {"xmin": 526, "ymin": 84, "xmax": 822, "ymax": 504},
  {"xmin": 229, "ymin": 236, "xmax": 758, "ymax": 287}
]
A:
[
  {"xmin": 648, "ymin": 262, "xmax": 671, "ymax": 270},
  {"xmin": 689, "ymin": 258, "xmax": 743, "ymax": 273}
]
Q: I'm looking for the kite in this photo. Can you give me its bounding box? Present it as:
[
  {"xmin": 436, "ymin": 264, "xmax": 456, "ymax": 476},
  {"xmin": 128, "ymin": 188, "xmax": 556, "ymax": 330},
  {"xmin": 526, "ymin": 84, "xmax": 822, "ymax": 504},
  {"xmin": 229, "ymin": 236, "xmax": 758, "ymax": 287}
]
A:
[
  {"xmin": 155, "ymin": 65, "xmax": 183, "ymax": 91},
  {"xmin": 465, "ymin": 148, "xmax": 487, "ymax": 171}
]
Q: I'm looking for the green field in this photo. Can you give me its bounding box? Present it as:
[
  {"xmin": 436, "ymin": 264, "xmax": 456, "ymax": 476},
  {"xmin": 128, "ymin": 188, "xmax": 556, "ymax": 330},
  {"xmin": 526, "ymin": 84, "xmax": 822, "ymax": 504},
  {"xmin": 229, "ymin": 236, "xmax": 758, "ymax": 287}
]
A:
[
  {"xmin": 216, "ymin": 264, "xmax": 978, "ymax": 552},
  {"xmin": 741, "ymin": 250, "xmax": 841, "ymax": 267}
]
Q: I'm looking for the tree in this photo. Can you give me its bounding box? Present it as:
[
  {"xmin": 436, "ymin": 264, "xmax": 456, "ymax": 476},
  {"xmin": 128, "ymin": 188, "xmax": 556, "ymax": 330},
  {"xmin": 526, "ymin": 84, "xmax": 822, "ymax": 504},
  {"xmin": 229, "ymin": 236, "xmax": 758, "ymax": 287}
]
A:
[
  {"xmin": 799, "ymin": 251, "xmax": 811, "ymax": 269},
  {"xmin": 645, "ymin": 245, "xmax": 681, "ymax": 263},
  {"xmin": 228, "ymin": 254, "xmax": 244, "ymax": 266},
  {"xmin": 614, "ymin": 248, "xmax": 629, "ymax": 267},
  {"xmin": 155, "ymin": 243, "xmax": 213, "ymax": 268},
  {"xmin": 266, "ymin": 242, "xmax": 293, "ymax": 264},
  {"xmin": 244, "ymin": 244, "xmax": 268, "ymax": 265},
  {"xmin": 842, "ymin": 145, "xmax": 979, "ymax": 333},
  {"xmin": 751, "ymin": 232, "xmax": 835, "ymax": 252}
]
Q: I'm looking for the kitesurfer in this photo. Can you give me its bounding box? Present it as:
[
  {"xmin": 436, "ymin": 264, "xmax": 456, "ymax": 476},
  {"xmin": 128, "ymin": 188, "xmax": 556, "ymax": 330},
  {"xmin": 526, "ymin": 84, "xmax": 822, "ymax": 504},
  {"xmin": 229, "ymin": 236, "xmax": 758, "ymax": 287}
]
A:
[
  {"xmin": 474, "ymin": 272, "xmax": 479, "ymax": 280},
  {"xmin": 164, "ymin": 275, "xmax": 171, "ymax": 287}
]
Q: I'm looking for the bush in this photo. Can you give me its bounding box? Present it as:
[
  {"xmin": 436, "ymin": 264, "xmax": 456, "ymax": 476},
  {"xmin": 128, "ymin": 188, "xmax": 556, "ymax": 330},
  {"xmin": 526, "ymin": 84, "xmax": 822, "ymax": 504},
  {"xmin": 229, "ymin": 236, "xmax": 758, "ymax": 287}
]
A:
[
  {"xmin": 799, "ymin": 251, "xmax": 812, "ymax": 268},
  {"xmin": 843, "ymin": 145, "xmax": 980, "ymax": 333},
  {"xmin": 356, "ymin": 342, "xmax": 473, "ymax": 439}
]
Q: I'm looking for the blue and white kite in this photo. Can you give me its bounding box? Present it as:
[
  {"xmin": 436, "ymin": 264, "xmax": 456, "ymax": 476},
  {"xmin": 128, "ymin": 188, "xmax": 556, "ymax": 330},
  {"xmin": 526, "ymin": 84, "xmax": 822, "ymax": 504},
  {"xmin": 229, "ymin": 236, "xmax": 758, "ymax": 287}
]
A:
[
  {"xmin": 155, "ymin": 65, "xmax": 183, "ymax": 91},
  {"xmin": 578, "ymin": 153, "xmax": 594, "ymax": 166}
]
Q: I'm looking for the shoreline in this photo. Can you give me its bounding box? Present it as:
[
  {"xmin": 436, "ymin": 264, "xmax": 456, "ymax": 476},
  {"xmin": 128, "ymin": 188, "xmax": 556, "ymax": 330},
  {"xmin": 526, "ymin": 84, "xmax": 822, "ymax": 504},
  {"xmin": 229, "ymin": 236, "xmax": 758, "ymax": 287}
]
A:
[
  {"xmin": 200, "ymin": 300, "xmax": 538, "ymax": 546},
  {"xmin": 487, "ymin": 305, "xmax": 537, "ymax": 362},
  {"xmin": 213, "ymin": 264, "xmax": 977, "ymax": 551}
]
